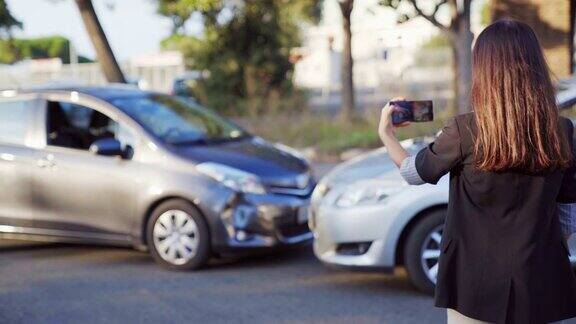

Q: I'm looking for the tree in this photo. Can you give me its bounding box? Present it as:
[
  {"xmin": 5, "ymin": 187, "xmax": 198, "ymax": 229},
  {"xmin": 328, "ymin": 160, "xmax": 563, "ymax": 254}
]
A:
[
  {"xmin": 157, "ymin": 0, "xmax": 219, "ymax": 34},
  {"xmin": 0, "ymin": 36, "xmax": 93, "ymax": 64},
  {"xmin": 0, "ymin": 0, "xmax": 22, "ymax": 62},
  {"xmin": 0, "ymin": 0, "xmax": 21, "ymax": 38},
  {"xmin": 338, "ymin": 0, "xmax": 354, "ymax": 121},
  {"xmin": 158, "ymin": 0, "xmax": 322, "ymax": 115},
  {"xmin": 381, "ymin": 0, "xmax": 473, "ymax": 114},
  {"xmin": 74, "ymin": 0, "xmax": 125, "ymax": 83}
]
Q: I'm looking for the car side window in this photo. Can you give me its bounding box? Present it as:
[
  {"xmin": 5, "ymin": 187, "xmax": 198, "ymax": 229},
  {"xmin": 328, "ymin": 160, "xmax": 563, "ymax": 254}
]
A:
[
  {"xmin": 0, "ymin": 98, "xmax": 36, "ymax": 146},
  {"xmin": 46, "ymin": 101, "xmax": 136, "ymax": 153}
]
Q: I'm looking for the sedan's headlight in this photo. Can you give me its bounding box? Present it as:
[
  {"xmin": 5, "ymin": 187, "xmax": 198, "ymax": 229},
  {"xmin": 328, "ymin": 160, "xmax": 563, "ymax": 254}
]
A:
[
  {"xmin": 196, "ymin": 162, "xmax": 266, "ymax": 194},
  {"xmin": 335, "ymin": 182, "xmax": 405, "ymax": 208}
]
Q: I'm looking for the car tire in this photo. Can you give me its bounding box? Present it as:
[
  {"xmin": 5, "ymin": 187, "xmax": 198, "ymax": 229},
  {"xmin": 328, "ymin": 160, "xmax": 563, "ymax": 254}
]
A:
[
  {"xmin": 146, "ymin": 199, "xmax": 210, "ymax": 270},
  {"xmin": 403, "ymin": 209, "xmax": 446, "ymax": 294}
]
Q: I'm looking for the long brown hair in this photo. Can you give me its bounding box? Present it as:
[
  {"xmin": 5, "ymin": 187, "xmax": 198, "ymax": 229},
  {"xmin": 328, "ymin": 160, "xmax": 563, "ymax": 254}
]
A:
[{"xmin": 471, "ymin": 19, "xmax": 571, "ymax": 172}]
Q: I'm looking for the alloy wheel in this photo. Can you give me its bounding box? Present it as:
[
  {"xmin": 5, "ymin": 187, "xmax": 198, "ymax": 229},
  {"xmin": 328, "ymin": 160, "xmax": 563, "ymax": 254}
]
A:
[{"xmin": 420, "ymin": 225, "xmax": 443, "ymax": 284}]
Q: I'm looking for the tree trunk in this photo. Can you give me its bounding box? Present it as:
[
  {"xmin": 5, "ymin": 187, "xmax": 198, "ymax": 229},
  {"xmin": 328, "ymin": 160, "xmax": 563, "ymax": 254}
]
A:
[
  {"xmin": 450, "ymin": 33, "xmax": 473, "ymax": 114},
  {"xmin": 450, "ymin": 41, "xmax": 459, "ymax": 116},
  {"xmin": 449, "ymin": 0, "xmax": 473, "ymax": 114},
  {"xmin": 75, "ymin": 0, "xmax": 126, "ymax": 83},
  {"xmin": 339, "ymin": 0, "xmax": 355, "ymax": 121}
]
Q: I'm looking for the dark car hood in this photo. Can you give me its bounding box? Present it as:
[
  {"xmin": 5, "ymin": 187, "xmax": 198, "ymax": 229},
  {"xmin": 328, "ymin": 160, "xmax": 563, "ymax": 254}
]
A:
[{"xmin": 173, "ymin": 136, "xmax": 310, "ymax": 186}]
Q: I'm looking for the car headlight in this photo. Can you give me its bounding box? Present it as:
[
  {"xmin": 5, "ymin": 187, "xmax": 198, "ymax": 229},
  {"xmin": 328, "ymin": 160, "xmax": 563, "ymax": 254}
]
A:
[
  {"xmin": 196, "ymin": 162, "xmax": 266, "ymax": 194},
  {"xmin": 335, "ymin": 182, "xmax": 404, "ymax": 208}
]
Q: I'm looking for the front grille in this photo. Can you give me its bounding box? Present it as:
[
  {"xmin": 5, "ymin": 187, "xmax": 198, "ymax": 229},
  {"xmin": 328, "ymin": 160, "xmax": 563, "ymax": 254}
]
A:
[
  {"xmin": 268, "ymin": 185, "xmax": 314, "ymax": 197},
  {"xmin": 279, "ymin": 223, "xmax": 310, "ymax": 237}
]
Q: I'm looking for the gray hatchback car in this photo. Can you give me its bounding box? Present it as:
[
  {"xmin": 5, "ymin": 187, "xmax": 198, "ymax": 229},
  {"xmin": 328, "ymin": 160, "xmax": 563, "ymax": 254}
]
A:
[{"xmin": 0, "ymin": 86, "xmax": 314, "ymax": 269}]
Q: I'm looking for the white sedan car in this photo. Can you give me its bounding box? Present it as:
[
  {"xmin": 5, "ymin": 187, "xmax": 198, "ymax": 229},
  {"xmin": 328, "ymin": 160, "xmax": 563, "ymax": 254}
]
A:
[{"xmin": 309, "ymin": 138, "xmax": 576, "ymax": 294}]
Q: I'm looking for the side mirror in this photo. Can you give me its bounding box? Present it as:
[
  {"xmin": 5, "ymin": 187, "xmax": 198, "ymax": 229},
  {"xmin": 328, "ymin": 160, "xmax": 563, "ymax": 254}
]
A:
[{"xmin": 89, "ymin": 138, "xmax": 125, "ymax": 157}]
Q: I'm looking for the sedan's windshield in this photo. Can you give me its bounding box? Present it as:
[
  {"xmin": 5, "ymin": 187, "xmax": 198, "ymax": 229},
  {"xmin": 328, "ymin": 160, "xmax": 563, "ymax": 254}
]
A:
[{"xmin": 112, "ymin": 95, "xmax": 247, "ymax": 144}]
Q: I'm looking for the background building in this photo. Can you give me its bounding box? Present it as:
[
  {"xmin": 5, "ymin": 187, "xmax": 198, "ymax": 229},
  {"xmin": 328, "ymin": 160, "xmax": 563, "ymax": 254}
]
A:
[
  {"xmin": 491, "ymin": 0, "xmax": 575, "ymax": 78},
  {"xmin": 292, "ymin": 10, "xmax": 450, "ymax": 112}
]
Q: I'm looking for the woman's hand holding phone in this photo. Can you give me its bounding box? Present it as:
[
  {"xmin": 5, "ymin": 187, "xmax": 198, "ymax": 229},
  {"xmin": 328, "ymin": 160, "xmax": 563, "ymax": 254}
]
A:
[
  {"xmin": 378, "ymin": 98, "xmax": 411, "ymax": 167},
  {"xmin": 379, "ymin": 98, "xmax": 411, "ymax": 140}
]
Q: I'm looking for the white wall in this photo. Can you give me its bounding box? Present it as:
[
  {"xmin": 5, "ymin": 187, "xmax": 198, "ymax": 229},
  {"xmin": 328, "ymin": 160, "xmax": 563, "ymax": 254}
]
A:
[
  {"xmin": 293, "ymin": 20, "xmax": 441, "ymax": 90},
  {"xmin": 0, "ymin": 52, "xmax": 186, "ymax": 93}
]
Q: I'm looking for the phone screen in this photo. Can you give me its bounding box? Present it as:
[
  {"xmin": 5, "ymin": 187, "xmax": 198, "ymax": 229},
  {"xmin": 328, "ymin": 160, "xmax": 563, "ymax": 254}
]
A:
[{"xmin": 391, "ymin": 100, "xmax": 434, "ymax": 125}]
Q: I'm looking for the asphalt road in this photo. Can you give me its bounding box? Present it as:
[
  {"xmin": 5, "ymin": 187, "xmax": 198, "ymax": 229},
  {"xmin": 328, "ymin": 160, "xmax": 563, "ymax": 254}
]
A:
[{"xmin": 0, "ymin": 240, "xmax": 444, "ymax": 324}]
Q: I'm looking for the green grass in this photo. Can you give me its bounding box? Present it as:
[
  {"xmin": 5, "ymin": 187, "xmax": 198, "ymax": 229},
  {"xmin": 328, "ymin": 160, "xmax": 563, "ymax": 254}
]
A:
[{"xmin": 237, "ymin": 111, "xmax": 447, "ymax": 160}]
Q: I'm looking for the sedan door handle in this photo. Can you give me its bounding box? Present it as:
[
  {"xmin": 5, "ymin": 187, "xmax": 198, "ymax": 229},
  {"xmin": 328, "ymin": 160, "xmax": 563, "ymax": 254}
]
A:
[{"xmin": 37, "ymin": 154, "xmax": 56, "ymax": 168}]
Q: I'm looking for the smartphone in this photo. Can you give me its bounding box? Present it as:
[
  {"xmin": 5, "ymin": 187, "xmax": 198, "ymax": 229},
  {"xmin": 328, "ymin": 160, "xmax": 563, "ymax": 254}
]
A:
[{"xmin": 391, "ymin": 100, "xmax": 434, "ymax": 125}]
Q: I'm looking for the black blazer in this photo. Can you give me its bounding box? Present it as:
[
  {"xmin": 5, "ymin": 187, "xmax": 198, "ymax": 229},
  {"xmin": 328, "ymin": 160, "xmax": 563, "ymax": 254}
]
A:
[{"xmin": 415, "ymin": 113, "xmax": 576, "ymax": 324}]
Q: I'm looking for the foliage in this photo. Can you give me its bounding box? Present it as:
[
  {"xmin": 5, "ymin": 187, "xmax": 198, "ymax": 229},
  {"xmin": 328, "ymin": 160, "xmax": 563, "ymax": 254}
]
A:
[
  {"xmin": 0, "ymin": 0, "xmax": 21, "ymax": 62},
  {"xmin": 240, "ymin": 113, "xmax": 380, "ymax": 157},
  {"xmin": 0, "ymin": 0, "xmax": 21, "ymax": 39},
  {"xmin": 157, "ymin": 0, "xmax": 221, "ymax": 34},
  {"xmin": 158, "ymin": 0, "xmax": 322, "ymax": 115},
  {"xmin": 480, "ymin": 0, "xmax": 490, "ymax": 26},
  {"xmin": 0, "ymin": 36, "xmax": 92, "ymax": 64}
]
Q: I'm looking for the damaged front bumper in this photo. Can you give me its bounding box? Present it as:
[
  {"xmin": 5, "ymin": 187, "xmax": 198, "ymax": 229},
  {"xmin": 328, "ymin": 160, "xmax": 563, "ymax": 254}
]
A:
[{"xmin": 207, "ymin": 187, "xmax": 314, "ymax": 254}]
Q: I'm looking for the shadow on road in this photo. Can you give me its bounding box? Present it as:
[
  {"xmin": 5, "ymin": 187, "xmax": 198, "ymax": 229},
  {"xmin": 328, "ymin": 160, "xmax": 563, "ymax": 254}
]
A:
[
  {"xmin": 0, "ymin": 241, "xmax": 64, "ymax": 252},
  {"xmin": 0, "ymin": 240, "xmax": 150, "ymax": 266},
  {"xmin": 207, "ymin": 243, "xmax": 315, "ymax": 268}
]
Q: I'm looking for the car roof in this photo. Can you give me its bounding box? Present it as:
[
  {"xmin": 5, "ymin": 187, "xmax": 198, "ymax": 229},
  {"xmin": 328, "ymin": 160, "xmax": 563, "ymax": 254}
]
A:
[{"xmin": 10, "ymin": 84, "xmax": 155, "ymax": 102}]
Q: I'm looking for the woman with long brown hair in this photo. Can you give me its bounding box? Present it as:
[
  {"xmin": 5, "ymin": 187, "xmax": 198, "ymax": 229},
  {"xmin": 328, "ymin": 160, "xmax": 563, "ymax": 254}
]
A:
[{"xmin": 379, "ymin": 20, "xmax": 576, "ymax": 323}]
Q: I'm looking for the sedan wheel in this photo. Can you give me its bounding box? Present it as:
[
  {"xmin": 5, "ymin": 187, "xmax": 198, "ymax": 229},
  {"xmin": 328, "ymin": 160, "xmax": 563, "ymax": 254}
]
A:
[
  {"xmin": 147, "ymin": 199, "xmax": 210, "ymax": 270},
  {"xmin": 153, "ymin": 210, "xmax": 200, "ymax": 266},
  {"xmin": 420, "ymin": 225, "xmax": 443, "ymax": 284},
  {"xmin": 403, "ymin": 209, "xmax": 446, "ymax": 294}
]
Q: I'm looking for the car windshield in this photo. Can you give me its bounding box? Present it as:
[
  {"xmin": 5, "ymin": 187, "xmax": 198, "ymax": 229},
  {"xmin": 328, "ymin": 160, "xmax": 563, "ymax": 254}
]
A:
[{"xmin": 112, "ymin": 94, "xmax": 247, "ymax": 145}]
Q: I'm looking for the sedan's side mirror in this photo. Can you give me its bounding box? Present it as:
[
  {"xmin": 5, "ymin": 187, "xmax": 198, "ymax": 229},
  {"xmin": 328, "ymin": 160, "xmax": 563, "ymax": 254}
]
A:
[{"xmin": 89, "ymin": 138, "xmax": 125, "ymax": 157}]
